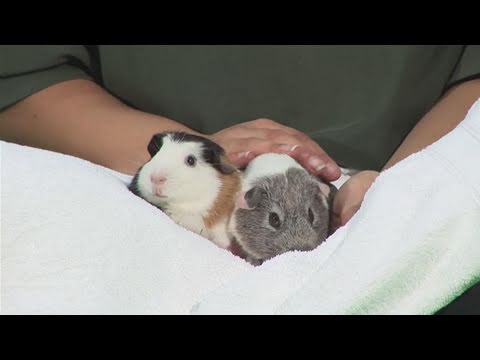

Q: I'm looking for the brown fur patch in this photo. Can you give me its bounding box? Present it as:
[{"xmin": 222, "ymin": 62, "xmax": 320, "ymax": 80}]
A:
[{"xmin": 203, "ymin": 159, "xmax": 241, "ymax": 228}]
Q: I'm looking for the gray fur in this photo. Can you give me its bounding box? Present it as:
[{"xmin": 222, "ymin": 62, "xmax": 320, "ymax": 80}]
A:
[{"xmin": 233, "ymin": 168, "xmax": 337, "ymax": 266}]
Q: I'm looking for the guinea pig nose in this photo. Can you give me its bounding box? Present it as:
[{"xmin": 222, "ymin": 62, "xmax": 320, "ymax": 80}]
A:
[{"xmin": 150, "ymin": 173, "xmax": 167, "ymax": 185}]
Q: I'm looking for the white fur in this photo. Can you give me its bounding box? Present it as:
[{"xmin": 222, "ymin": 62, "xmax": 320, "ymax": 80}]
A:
[
  {"xmin": 208, "ymin": 222, "xmax": 233, "ymax": 249},
  {"xmin": 243, "ymin": 153, "xmax": 354, "ymax": 192},
  {"xmin": 241, "ymin": 153, "xmax": 304, "ymax": 191},
  {"xmin": 135, "ymin": 135, "xmax": 221, "ymax": 240}
]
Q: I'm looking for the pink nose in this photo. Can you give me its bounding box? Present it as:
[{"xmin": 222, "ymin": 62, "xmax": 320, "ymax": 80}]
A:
[{"xmin": 150, "ymin": 173, "xmax": 167, "ymax": 185}]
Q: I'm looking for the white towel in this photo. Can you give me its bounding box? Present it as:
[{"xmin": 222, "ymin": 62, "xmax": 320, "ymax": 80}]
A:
[
  {"xmin": 192, "ymin": 100, "xmax": 480, "ymax": 315},
  {"xmin": 1, "ymin": 143, "xmax": 251, "ymax": 314},
  {"xmin": 2, "ymin": 100, "xmax": 480, "ymax": 314}
]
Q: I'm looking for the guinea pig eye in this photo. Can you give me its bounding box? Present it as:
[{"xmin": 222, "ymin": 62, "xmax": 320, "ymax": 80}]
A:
[
  {"xmin": 269, "ymin": 212, "xmax": 281, "ymax": 229},
  {"xmin": 185, "ymin": 155, "xmax": 197, "ymax": 167},
  {"xmin": 308, "ymin": 208, "xmax": 314, "ymax": 224}
]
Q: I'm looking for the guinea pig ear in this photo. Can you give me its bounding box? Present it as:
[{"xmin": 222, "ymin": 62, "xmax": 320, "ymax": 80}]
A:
[
  {"xmin": 201, "ymin": 143, "xmax": 238, "ymax": 175},
  {"xmin": 235, "ymin": 192, "xmax": 252, "ymax": 209},
  {"xmin": 147, "ymin": 133, "xmax": 165, "ymax": 157},
  {"xmin": 217, "ymin": 155, "xmax": 238, "ymax": 175},
  {"xmin": 243, "ymin": 186, "xmax": 266, "ymax": 208}
]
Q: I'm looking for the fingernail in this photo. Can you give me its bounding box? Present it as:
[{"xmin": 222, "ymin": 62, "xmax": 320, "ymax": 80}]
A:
[
  {"xmin": 237, "ymin": 151, "xmax": 252, "ymax": 158},
  {"xmin": 316, "ymin": 163, "xmax": 339, "ymax": 179},
  {"xmin": 308, "ymin": 156, "xmax": 325, "ymax": 172},
  {"xmin": 325, "ymin": 163, "xmax": 338, "ymax": 175},
  {"xmin": 277, "ymin": 144, "xmax": 299, "ymax": 152}
]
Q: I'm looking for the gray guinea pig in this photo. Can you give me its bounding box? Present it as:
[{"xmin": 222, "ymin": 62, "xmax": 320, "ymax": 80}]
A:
[{"xmin": 228, "ymin": 153, "xmax": 337, "ymax": 266}]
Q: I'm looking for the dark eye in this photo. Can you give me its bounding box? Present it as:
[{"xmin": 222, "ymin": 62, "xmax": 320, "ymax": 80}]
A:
[
  {"xmin": 269, "ymin": 212, "xmax": 281, "ymax": 229},
  {"xmin": 308, "ymin": 208, "xmax": 314, "ymax": 224},
  {"xmin": 185, "ymin": 155, "xmax": 197, "ymax": 167}
]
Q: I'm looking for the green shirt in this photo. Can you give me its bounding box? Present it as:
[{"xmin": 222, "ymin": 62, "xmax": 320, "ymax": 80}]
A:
[{"xmin": 1, "ymin": 45, "xmax": 479, "ymax": 170}]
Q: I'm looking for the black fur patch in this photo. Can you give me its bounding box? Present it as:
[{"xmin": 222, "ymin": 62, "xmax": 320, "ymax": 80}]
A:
[
  {"xmin": 145, "ymin": 131, "xmax": 236, "ymax": 174},
  {"xmin": 148, "ymin": 133, "xmax": 166, "ymax": 157},
  {"xmin": 170, "ymin": 132, "xmax": 236, "ymax": 174},
  {"xmin": 128, "ymin": 170, "xmax": 142, "ymax": 197}
]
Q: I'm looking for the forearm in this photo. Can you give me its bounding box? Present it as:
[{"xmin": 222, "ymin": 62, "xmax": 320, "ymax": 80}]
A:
[
  {"xmin": 383, "ymin": 79, "xmax": 480, "ymax": 170},
  {"xmin": 0, "ymin": 79, "xmax": 199, "ymax": 174}
]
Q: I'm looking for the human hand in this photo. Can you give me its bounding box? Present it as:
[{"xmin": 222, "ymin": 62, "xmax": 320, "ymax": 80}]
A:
[
  {"xmin": 330, "ymin": 170, "xmax": 380, "ymax": 233},
  {"xmin": 208, "ymin": 118, "xmax": 341, "ymax": 181}
]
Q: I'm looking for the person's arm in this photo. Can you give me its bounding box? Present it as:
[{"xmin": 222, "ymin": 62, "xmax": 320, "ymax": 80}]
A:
[
  {"xmin": 0, "ymin": 79, "xmax": 199, "ymax": 175},
  {"xmin": 332, "ymin": 78, "xmax": 480, "ymax": 231},
  {"xmin": 383, "ymin": 78, "xmax": 480, "ymax": 170},
  {"xmin": 0, "ymin": 78, "xmax": 341, "ymax": 179}
]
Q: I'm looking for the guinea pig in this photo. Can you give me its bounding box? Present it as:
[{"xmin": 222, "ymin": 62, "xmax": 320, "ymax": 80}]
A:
[
  {"xmin": 129, "ymin": 132, "xmax": 241, "ymax": 249},
  {"xmin": 228, "ymin": 153, "xmax": 337, "ymax": 266}
]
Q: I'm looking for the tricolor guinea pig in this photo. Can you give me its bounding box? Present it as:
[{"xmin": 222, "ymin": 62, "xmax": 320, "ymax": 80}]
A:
[
  {"xmin": 129, "ymin": 132, "xmax": 241, "ymax": 249},
  {"xmin": 228, "ymin": 153, "xmax": 337, "ymax": 266}
]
